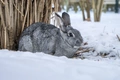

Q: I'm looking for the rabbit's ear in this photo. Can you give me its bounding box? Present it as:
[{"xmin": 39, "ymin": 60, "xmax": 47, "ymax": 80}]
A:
[
  {"xmin": 62, "ymin": 12, "xmax": 71, "ymax": 26},
  {"xmin": 55, "ymin": 13, "xmax": 67, "ymax": 32}
]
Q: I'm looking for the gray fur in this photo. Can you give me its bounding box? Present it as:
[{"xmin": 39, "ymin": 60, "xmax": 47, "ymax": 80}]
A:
[
  {"xmin": 18, "ymin": 12, "xmax": 83, "ymax": 58},
  {"xmin": 62, "ymin": 12, "xmax": 71, "ymax": 26}
]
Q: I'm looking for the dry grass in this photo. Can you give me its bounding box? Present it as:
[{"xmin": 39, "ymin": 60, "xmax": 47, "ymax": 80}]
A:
[{"xmin": 0, "ymin": 0, "xmax": 59, "ymax": 50}]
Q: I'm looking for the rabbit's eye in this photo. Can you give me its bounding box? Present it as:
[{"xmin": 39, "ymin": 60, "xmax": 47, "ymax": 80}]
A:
[{"xmin": 68, "ymin": 32, "xmax": 75, "ymax": 37}]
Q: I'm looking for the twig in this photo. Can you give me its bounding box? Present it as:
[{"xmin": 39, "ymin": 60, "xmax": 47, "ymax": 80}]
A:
[
  {"xmin": 34, "ymin": 0, "xmax": 37, "ymax": 22},
  {"xmin": 1, "ymin": 0, "xmax": 5, "ymax": 5},
  {"xmin": 76, "ymin": 47, "xmax": 95, "ymax": 54},
  {"xmin": 21, "ymin": 0, "xmax": 29, "ymax": 32},
  {"xmin": 76, "ymin": 49, "xmax": 90, "ymax": 54},
  {"xmin": 117, "ymin": 35, "xmax": 120, "ymax": 41},
  {"xmin": 13, "ymin": 4, "xmax": 24, "ymax": 17},
  {"xmin": 0, "ymin": 3, "xmax": 5, "ymax": 28}
]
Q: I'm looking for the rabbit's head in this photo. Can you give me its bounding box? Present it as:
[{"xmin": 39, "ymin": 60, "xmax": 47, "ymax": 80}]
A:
[{"xmin": 55, "ymin": 12, "xmax": 83, "ymax": 52}]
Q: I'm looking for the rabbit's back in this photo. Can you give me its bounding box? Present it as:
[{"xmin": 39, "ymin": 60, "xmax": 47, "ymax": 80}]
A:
[
  {"xmin": 21, "ymin": 22, "xmax": 57, "ymax": 37},
  {"xmin": 19, "ymin": 22, "xmax": 59, "ymax": 54}
]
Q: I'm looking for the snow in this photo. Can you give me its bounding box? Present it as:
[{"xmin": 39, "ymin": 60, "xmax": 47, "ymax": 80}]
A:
[
  {"xmin": 65, "ymin": 11, "xmax": 120, "ymax": 59},
  {"xmin": 0, "ymin": 50, "xmax": 120, "ymax": 80},
  {"xmin": 0, "ymin": 11, "xmax": 120, "ymax": 80}
]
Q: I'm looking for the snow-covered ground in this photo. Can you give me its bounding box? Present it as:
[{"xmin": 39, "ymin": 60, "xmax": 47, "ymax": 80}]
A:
[
  {"xmin": 55, "ymin": 11, "xmax": 120, "ymax": 59},
  {"xmin": 0, "ymin": 50, "xmax": 120, "ymax": 80},
  {"xmin": 0, "ymin": 11, "xmax": 120, "ymax": 80}
]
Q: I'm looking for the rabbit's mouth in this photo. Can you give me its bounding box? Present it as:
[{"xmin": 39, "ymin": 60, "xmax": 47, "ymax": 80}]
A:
[
  {"xmin": 64, "ymin": 39, "xmax": 80, "ymax": 49},
  {"xmin": 63, "ymin": 38, "xmax": 81, "ymax": 49},
  {"xmin": 66, "ymin": 40, "xmax": 80, "ymax": 49}
]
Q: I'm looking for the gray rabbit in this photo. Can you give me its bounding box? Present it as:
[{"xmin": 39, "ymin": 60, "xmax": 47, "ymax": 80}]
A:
[{"xmin": 18, "ymin": 12, "xmax": 83, "ymax": 58}]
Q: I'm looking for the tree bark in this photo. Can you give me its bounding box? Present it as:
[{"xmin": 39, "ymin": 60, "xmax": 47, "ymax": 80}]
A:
[{"xmin": 92, "ymin": 0, "xmax": 103, "ymax": 22}]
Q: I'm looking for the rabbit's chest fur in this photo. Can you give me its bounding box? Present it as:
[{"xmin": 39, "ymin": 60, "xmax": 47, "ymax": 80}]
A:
[{"xmin": 55, "ymin": 36, "xmax": 77, "ymax": 58}]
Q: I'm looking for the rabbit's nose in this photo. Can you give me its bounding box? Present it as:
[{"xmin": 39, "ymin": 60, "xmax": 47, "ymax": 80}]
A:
[{"xmin": 75, "ymin": 39, "xmax": 81, "ymax": 46}]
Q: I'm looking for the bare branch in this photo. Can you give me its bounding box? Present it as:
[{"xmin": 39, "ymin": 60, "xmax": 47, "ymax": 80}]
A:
[
  {"xmin": 76, "ymin": 47, "xmax": 95, "ymax": 54},
  {"xmin": 21, "ymin": 0, "xmax": 29, "ymax": 32},
  {"xmin": 117, "ymin": 35, "xmax": 120, "ymax": 41},
  {"xmin": 1, "ymin": 0, "xmax": 5, "ymax": 5},
  {"xmin": 13, "ymin": 4, "xmax": 24, "ymax": 17}
]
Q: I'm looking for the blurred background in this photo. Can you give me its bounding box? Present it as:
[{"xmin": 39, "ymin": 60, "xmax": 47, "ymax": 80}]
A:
[
  {"xmin": 59, "ymin": 0, "xmax": 120, "ymax": 12},
  {"xmin": 55, "ymin": 0, "xmax": 120, "ymax": 21}
]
